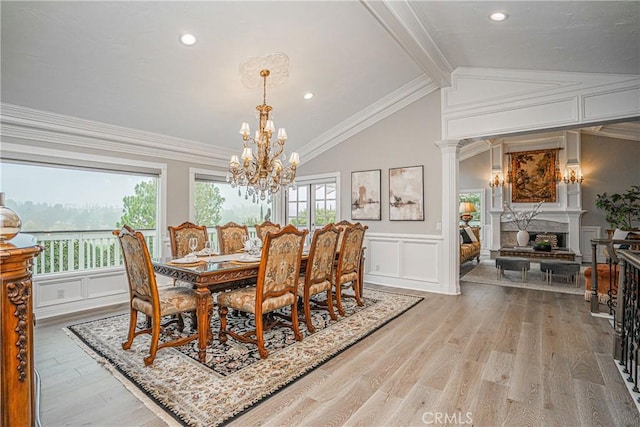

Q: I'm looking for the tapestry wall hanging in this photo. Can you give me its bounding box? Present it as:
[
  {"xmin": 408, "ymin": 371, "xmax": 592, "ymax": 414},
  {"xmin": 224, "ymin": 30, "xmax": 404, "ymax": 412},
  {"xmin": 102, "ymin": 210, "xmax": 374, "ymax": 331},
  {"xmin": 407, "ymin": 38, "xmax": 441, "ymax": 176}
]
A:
[
  {"xmin": 389, "ymin": 165, "xmax": 424, "ymax": 221},
  {"xmin": 510, "ymin": 149, "xmax": 557, "ymax": 203},
  {"xmin": 351, "ymin": 169, "xmax": 381, "ymax": 220}
]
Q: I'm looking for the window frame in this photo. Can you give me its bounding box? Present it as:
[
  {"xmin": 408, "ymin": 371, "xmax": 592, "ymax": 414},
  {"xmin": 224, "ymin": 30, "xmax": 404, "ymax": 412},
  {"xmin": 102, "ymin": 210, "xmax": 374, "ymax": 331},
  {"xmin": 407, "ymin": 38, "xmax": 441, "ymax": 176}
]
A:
[
  {"xmin": 1, "ymin": 141, "xmax": 168, "ymax": 256},
  {"xmin": 283, "ymin": 172, "xmax": 340, "ymax": 230}
]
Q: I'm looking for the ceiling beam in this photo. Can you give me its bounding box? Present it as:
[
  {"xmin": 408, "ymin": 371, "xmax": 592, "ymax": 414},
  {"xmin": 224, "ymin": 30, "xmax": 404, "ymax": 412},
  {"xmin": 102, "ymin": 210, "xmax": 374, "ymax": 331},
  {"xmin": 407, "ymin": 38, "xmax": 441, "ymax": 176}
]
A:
[{"xmin": 361, "ymin": 0, "xmax": 452, "ymax": 88}]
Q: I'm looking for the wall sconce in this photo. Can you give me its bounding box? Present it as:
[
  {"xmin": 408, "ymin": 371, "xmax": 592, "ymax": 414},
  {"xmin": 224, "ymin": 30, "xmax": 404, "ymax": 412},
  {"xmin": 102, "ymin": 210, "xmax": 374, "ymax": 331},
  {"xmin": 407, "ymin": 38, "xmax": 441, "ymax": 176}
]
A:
[
  {"xmin": 489, "ymin": 171, "xmax": 504, "ymax": 188},
  {"xmin": 563, "ymin": 166, "xmax": 584, "ymax": 184}
]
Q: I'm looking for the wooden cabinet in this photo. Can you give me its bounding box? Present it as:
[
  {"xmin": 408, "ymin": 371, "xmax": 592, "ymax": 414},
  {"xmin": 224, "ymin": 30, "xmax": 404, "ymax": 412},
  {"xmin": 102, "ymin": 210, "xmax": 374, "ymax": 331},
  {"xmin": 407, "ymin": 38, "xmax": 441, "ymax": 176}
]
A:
[{"xmin": 1, "ymin": 234, "xmax": 42, "ymax": 427}]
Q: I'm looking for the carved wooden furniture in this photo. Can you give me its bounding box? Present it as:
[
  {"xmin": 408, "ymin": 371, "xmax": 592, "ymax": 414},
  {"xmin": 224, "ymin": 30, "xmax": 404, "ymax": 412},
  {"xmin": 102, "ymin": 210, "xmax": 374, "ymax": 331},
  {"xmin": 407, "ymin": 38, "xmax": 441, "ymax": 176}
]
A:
[
  {"xmin": 334, "ymin": 223, "xmax": 367, "ymax": 316},
  {"xmin": 298, "ymin": 224, "xmax": 340, "ymax": 333},
  {"xmin": 217, "ymin": 225, "xmax": 307, "ymax": 358},
  {"xmin": 255, "ymin": 221, "xmax": 281, "ymax": 242},
  {"xmin": 334, "ymin": 219, "xmax": 354, "ymax": 251},
  {"xmin": 1, "ymin": 234, "xmax": 43, "ymax": 427},
  {"xmin": 168, "ymin": 221, "xmax": 209, "ymax": 258},
  {"xmin": 114, "ymin": 225, "xmax": 212, "ymax": 366},
  {"xmin": 216, "ymin": 222, "xmax": 249, "ymax": 254}
]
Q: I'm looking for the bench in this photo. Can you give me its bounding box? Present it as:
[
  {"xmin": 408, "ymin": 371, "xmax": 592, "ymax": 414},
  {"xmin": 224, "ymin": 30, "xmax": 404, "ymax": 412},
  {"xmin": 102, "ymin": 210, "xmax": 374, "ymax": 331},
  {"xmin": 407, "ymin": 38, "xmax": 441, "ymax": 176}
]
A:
[{"xmin": 495, "ymin": 256, "xmax": 531, "ymax": 282}]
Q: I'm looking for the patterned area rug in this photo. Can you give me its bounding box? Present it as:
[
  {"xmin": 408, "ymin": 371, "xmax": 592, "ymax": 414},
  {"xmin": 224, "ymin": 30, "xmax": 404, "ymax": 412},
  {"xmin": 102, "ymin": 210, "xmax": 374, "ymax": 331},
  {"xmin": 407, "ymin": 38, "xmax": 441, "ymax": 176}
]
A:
[
  {"xmin": 462, "ymin": 259, "xmax": 585, "ymax": 295},
  {"xmin": 66, "ymin": 288, "xmax": 422, "ymax": 426}
]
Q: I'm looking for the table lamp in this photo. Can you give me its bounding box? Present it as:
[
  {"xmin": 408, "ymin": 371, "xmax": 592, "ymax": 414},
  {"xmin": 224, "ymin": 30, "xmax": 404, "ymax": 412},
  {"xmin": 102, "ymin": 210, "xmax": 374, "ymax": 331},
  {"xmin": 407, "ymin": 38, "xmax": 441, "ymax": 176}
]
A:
[{"xmin": 459, "ymin": 202, "xmax": 476, "ymax": 226}]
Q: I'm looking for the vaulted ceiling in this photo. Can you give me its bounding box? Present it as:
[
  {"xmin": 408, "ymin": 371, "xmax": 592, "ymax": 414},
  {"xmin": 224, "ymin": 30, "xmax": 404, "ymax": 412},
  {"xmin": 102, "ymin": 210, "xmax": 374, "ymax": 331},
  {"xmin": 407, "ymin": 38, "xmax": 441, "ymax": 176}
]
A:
[{"xmin": 2, "ymin": 1, "xmax": 639, "ymax": 160}]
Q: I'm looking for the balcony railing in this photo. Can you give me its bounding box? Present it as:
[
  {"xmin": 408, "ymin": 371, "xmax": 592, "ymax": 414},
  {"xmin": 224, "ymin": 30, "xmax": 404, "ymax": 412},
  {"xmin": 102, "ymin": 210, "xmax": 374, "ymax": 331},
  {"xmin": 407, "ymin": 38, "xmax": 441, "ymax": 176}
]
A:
[{"xmin": 29, "ymin": 227, "xmax": 259, "ymax": 276}]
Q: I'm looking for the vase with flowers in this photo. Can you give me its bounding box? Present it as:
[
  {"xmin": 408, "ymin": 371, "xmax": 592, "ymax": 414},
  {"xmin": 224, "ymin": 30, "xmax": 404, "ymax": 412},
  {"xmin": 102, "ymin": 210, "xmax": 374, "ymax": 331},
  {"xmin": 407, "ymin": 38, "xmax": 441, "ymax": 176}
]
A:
[{"xmin": 503, "ymin": 200, "xmax": 544, "ymax": 247}]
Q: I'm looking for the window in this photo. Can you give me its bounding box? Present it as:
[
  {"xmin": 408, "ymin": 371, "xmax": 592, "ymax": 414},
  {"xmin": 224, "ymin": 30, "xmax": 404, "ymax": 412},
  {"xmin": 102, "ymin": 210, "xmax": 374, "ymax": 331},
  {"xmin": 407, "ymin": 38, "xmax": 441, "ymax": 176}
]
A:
[
  {"xmin": 1, "ymin": 159, "xmax": 163, "ymax": 275},
  {"xmin": 285, "ymin": 173, "xmax": 339, "ymax": 231},
  {"xmin": 459, "ymin": 190, "xmax": 483, "ymax": 227},
  {"xmin": 193, "ymin": 177, "xmax": 273, "ymax": 227}
]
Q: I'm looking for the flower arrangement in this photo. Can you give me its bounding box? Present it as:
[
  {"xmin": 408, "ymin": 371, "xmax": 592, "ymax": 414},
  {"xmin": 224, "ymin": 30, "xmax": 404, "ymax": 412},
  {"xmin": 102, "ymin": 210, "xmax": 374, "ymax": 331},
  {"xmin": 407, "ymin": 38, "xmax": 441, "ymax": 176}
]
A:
[{"xmin": 503, "ymin": 200, "xmax": 544, "ymax": 231}]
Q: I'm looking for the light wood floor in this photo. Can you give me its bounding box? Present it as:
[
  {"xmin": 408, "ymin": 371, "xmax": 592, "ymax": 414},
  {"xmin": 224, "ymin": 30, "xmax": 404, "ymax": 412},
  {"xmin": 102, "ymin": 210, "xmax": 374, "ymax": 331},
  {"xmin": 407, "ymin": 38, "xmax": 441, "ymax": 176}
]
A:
[{"xmin": 35, "ymin": 282, "xmax": 640, "ymax": 426}]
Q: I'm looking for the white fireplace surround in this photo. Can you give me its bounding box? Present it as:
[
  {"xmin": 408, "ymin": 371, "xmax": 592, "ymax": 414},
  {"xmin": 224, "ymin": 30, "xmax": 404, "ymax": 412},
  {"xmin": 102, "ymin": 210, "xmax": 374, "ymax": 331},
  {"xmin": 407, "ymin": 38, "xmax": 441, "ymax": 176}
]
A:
[{"xmin": 492, "ymin": 209, "xmax": 586, "ymax": 259}]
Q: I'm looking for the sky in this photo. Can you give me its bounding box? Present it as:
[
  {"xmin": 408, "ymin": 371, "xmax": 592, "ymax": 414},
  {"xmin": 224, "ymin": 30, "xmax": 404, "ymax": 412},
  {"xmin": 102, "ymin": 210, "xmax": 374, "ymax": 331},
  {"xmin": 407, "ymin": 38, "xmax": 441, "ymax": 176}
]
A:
[{"xmin": 1, "ymin": 162, "xmax": 148, "ymax": 207}]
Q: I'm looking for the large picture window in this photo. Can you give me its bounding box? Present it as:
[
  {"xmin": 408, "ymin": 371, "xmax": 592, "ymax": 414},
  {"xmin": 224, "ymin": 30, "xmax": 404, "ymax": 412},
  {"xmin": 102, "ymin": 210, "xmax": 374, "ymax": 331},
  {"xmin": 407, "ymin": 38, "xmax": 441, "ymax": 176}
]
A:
[{"xmin": 1, "ymin": 160, "xmax": 162, "ymax": 275}]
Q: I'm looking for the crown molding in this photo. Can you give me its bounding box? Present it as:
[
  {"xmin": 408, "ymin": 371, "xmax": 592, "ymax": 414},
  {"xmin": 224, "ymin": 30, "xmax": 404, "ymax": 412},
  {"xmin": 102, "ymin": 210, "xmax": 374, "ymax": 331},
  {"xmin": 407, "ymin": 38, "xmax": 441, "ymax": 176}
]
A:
[
  {"xmin": 362, "ymin": 0, "xmax": 452, "ymax": 88},
  {"xmin": 298, "ymin": 75, "xmax": 438, "ymax": 163},
  {"xmin": 0, "ymin": 103, "xmax": 234, "ymax": 167}
]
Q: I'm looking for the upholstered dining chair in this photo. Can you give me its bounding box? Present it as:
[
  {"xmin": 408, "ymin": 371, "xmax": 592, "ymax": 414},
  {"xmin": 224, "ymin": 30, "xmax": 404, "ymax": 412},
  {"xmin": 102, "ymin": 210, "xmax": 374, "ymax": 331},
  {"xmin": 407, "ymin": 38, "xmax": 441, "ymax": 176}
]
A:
[
  {"xmin": 113, "ymin": 225, "xmax": 212, "ymax": 366},
  {"xmin": 334, "ymin": 220, "xmax": 355, "ymax": 252},
  {"xmin": 334, "ymin": 223, "xmax": 368, "ymax": 316},
  {"xmin": 255, "ymin": 221, "xmax": 281, "ymax": 242},
  {"xmin": 298, "ymin": 224, "xmax": 340, "ymax": 333},
  {"xmin": 217, "ymin": 224, "xmax": 308, "ymax": 358},
  {"xmin": 216, "ymin": 221, "xmax": 249, "ymax": 254},
  {"xmin": 168, "ymin": 221, "xmax": 209, "ymax": 258}
]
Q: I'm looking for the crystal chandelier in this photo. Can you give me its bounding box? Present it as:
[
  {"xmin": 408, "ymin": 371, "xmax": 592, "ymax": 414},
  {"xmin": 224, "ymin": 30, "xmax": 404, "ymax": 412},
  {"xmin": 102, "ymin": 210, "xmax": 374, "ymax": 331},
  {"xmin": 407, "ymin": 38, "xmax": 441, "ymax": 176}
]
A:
[{"xmin": 227, "ymin": 54, "xmax": 299, "ymax": 203}]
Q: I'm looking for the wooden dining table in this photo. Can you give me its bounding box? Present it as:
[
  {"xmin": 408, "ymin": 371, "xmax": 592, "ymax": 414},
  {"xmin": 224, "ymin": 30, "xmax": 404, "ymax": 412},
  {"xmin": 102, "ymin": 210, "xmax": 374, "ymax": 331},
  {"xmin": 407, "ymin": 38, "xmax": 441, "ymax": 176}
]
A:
[
  {"xmin": 152, "ymin": 248, "xmax": 364, "ymax": 363},
  {"xmin": 152, "ymin": 252, "xmax": 307, "ymax": 363}
]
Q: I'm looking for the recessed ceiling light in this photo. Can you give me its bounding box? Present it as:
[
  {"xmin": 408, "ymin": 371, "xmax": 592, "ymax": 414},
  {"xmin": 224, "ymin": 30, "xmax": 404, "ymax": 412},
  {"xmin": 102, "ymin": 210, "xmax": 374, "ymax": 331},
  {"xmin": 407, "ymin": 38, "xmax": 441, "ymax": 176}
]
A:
[
  {"xmin": 303, "ymin": 92, "xmax": 314, "ymax": 100},
  {"xmin": 489, "ymin": 12, "xmax": 509, "ymax": 22},
  {"xmin": 179, "ymin": 33, "xmax": 196, "ymax": 46}
]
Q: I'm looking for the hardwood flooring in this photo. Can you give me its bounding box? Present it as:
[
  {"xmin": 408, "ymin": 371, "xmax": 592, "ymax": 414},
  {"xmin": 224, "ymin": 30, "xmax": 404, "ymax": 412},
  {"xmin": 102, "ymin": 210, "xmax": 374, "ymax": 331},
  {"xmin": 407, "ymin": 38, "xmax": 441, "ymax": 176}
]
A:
[{"xmin": 35, "ymin": 282, "xmax": 640, "ymax": 426}]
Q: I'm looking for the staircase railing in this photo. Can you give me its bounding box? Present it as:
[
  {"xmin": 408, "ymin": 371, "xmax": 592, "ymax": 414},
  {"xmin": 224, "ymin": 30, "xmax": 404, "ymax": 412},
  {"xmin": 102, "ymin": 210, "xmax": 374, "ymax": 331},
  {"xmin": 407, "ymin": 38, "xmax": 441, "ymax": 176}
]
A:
[{"xmin": 614, "ymin": 250, "xmax": 640, "ymax": 403}]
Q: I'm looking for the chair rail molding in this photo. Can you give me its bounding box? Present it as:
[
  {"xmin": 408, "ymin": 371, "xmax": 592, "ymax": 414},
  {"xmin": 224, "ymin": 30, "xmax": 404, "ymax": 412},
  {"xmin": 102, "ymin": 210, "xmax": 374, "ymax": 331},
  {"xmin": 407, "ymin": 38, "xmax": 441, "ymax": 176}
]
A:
[{"xmin": 441, "ymin": 67, "xmax": 640, "ymax": 140}]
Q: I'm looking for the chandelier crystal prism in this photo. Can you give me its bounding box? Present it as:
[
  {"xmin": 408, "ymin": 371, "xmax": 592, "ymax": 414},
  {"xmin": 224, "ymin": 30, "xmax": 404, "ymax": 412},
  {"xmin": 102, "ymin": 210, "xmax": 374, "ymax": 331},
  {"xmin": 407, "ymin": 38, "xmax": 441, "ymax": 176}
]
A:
[{"xmin": 227, "ymin": 55, "xmax": 299, "ymax": 203}]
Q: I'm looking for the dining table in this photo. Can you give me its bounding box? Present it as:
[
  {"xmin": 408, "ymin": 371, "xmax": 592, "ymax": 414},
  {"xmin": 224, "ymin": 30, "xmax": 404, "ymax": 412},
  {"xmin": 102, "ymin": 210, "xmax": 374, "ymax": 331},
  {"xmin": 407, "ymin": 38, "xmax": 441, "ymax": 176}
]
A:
[
  {"xmin": 152, "ymin": 251, "xmax": 307, "ymax": 363},
  {"xmin": 152, "ymin": 248, "xmax": 365, "ymax": 363}
]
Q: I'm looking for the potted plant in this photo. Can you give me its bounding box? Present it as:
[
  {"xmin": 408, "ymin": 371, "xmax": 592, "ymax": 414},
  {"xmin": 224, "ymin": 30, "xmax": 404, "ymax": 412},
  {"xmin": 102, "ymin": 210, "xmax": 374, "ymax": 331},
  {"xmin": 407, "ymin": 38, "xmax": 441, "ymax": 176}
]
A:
[
  {"xmin": 595, "ymin": 185, "xmax": 640, "ymax": 230},
  {"xmin": 533, "ymin": 239, "xmax": 552, "ymax": 252}
]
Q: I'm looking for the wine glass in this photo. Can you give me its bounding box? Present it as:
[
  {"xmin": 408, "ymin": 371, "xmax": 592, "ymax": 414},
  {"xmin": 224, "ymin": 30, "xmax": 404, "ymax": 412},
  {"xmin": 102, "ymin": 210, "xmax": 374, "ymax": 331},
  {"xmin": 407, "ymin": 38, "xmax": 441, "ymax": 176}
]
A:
[
  {"xmin": 204, "ymin": 241, "xmax": 213, "ymax": 255},
  {"xmin": 188, "ymin": 237, "xmax": 198, "ymax": 257}
]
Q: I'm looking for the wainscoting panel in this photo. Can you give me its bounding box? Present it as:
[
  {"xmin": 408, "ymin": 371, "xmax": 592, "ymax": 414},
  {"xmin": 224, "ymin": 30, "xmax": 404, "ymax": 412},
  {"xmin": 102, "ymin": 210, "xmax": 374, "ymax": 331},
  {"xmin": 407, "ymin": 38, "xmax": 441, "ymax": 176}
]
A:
[
  {"xmin": 364, "ymin": 233, "xmax": 443, "ymax": 293},
  {"xmin": 581, "ymin": 226, "xmax": 605, "ymax": 264},
  {"xmin": 34, "ymin": 268, "xmax": 129, "ymax": 320}
]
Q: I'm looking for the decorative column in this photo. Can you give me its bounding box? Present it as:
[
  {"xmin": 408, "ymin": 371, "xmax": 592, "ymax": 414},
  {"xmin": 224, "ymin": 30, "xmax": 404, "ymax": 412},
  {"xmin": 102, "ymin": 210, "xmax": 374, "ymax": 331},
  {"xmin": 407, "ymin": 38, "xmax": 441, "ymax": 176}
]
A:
[{"xmin": 436, "ymin": 139, "xmax": 463, "ymax": 295}]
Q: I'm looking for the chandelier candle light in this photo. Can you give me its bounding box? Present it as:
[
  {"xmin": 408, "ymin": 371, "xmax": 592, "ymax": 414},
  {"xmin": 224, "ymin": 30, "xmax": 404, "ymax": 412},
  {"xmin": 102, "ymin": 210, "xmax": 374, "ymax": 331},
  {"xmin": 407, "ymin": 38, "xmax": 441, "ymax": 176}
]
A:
[{"xmin": 227, "ymin": 53, "xmax": 299, "ymax": 203}]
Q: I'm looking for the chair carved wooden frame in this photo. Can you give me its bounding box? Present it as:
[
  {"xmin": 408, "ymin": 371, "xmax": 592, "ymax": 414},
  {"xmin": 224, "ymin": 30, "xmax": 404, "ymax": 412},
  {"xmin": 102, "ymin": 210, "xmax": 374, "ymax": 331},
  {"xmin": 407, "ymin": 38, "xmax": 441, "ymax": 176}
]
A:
[
  {"xmin": 299, "ymin": 224, "xmax": 340, "ymax": 333},
  {"xmin": 168, "ymin": 221, "xmax": 209, "ymax": 258},
  {"xmin": 334, "ymin": 220, "xmax": 355, "ymax": 252},
  {"xmin": 217, "ymin": 225, "xmax": 308, "ymax": 358},
  {"xmin": 216, "ymin": 221, "xmax": 249, "ymax": 254},
  {"xmin": 114, "ymin": 225, "xmax": 213, "ymax": 366},
  {"xmin": 255, "ymin": 221, "xmax": 281, "ymax": 242},
  {"xmin": 334, "ymin": 223, "xmax": 368, "ymax": 316}
]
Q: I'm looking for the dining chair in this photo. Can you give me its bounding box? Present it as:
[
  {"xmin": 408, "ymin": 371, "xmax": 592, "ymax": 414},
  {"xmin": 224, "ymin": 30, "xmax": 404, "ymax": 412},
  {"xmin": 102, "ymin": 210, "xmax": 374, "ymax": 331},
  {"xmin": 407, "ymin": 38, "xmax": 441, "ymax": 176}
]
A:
[
  {"xmin": 334, "ymin": 223, "xmax": 368, "ymax": 316},
  {"xmin": 217, "ymin": 224, "xmax": 308, "ymax": 358},
  {"xmin": 168, "ymin": 221, "xmax": 209, "ymax": 257},
  {"xmin": 113, "ymin": 225, "xmax": 212, "ymax": 366},
  {"xmin": 255, "ymin": 221, "xmax": 281, "ymax": 242},
  {"xmin": 334, "ymin": 220, "xmax": 355, "ymax": 252},
  {"xmin": 298, "ymin": 224, "xmax": 340, "ymax": 333},
  {"xmin": 216, "ymin": 221, "xmax": 249, "ymax": 254}
]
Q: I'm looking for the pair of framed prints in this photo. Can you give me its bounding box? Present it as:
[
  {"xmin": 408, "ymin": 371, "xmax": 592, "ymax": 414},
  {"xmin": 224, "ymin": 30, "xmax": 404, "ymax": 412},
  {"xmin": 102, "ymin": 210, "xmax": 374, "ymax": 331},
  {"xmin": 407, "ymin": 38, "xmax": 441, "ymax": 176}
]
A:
[{"xmin": 351, "ymin": 166, "xmax": 424, "ymax": 221}]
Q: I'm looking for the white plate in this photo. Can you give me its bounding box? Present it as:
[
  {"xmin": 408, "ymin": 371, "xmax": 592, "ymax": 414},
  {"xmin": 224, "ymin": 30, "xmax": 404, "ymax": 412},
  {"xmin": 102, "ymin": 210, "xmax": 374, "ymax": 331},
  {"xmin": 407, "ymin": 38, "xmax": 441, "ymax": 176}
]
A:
[
  {"xmin": 237, "ymin": 254, "xmax": 261, "ymax": 262},
  {"xmin": 195, "ymin": 249, "xmax": 214, "ymax": 257}
]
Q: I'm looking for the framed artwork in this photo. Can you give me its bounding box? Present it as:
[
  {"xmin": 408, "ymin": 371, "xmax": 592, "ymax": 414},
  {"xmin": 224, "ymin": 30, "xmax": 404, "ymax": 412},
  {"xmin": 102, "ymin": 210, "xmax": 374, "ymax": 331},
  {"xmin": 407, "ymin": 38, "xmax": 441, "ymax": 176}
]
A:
[
  {"xmin": 389, "ymin": 165, "xmax": 424, "ymax": 221},
  {"xmin": 351, "ymin": 169, "xmax": 381, "ymax": 220},
  {"xmin": 510, "ymin": 149, "xmax": 557, "ymax": 203}
]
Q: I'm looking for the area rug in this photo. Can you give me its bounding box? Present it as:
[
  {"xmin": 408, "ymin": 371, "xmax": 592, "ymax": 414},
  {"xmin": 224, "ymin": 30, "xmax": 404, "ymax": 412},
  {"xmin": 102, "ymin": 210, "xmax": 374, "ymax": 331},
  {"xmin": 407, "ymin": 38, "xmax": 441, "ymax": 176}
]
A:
[
  {"xmin": 66, "ymin": 288, "xmax": 422, "ymax": 426},
  {"xmin": 461, "ymin": 259, "xmax": 585, "ymax": 295}
]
